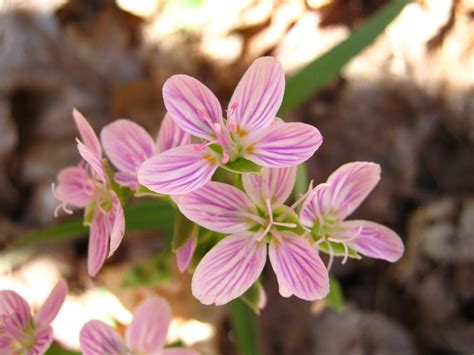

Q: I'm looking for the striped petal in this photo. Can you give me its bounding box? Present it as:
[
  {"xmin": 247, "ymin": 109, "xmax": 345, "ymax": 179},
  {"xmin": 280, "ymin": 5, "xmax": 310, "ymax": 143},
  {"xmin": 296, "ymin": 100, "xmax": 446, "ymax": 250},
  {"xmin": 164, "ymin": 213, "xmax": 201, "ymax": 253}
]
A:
[
  {"xmin": 163, "ymin": 75, "xmax": 223, "ymax": 140},
  {"xmin": 162, "ymin": 348, "xmax": 200, "ymax": 355},
  {"xmin": 30, "ymin": 325, "xmax": 53, "ymax": 355},
  {"xmin": 126, "ymin": 296, "xmax": 171, "ymax": 353},
  {"xmin": 54, "ymin": 166, "xmax": 94, "ymax": 207},
  {"xmin": 192, "ymin": 232, "xmax": 267, "ymax": 306},
  {"xmin": 138, "ymin": 145, "xmax": 219, "ymax": 195},
  {"xmin": 325, "ymin": 162, "xmax": 381, "ymax": 220},
  {"xmin": 299, "ymin": 183, "xmax": 332, "ymax": 228},
  {"xmin": 35, "ymin": 280, "xmax": 68, "ymax": 327},
  {"xmin": 0, "ymin": 290, "xmax": 31, "ymax": 329},
  {"xmin": 177, "ymin": 182, "xmax": 256, "ymax": 234},
  {"xmin": 73, "ymin": 109, "xmax": 102, "ymax": 158},
  {"xmin": 228, "ymin": 57, "xmax": 285, "ymax": 132},
  {"xmin": 244, "ymin": 122, "xmax": 322, "ymax": 168},
  {"xmin": 87, "ymin": 212, "xmax": 110, "ymax": 277},
  {"xmin": 337, "ymin": 220, "xmax": 404, "ymax": 262},
  {"xmin": 176, "ymin": 233, "xmax": 197, "ymax": 273},
  {"xmin": 101, "ymin": 119, "xmax": 155, "ymax": 184},
  {"xmin": 269, "ymin": 231, "xmax": 329, "ymax": 301},
  {"xmin": 242, "ymin": 166, "xmax": 296, "ymax": 209},
  {"xmin": 156, "ymin": 113, "xmax": 191, "ymax": 153},
  {"xmin": 108, "ymin": 196, "xmax": 125, "ymax": 257},
  {"xmin": 80, "ymin": 320, "xmax": 127, "ymax": 355},
  {"xmin": 77, "ymin": 139, "xmax": 107, "ymax": 183}
]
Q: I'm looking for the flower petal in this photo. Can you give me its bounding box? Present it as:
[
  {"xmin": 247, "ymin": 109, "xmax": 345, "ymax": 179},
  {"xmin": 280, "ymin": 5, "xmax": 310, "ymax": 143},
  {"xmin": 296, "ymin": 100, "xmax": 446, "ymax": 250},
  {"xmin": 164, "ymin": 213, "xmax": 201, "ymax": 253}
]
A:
[
  {"xmin": 77, "ymin": 139, "xmax": 107, "ymax": 182},
  {"xmin": 35, "ymin": 280, "xmax": 68, "ymax": 327},
  {"xmin": 138, "ymin": 145, "xmax": 219, "ymax": 195},
  {"xmin": 242, "ymin": 166, "xmax": 296, "ymax": 209},
  {"xmin": 126, "ymin": 296, "xmax": 171, "ymax": 353},
  {"xmin": 156, "ymin": 113, "xmax": 191, "ymax": 153},
  {"xmin": 269, "ymin": 231, "xmax": 329, "ymax": 301},
  {"xmin": 337, "ymin": 220, "xmax": 404, "ymax": 262},
  {"xmin": 108, "ymin": 196, "xmax": 125, "ymax": 257},
  {"xmin": 325, "ymin": 162, "xmax": 381, "ymax": 220},
  {"xmin": 162, "ymin": 348, "xmax": 200, "ymax": 355},
  {"xmin": 176, "ymin": 233, "xmax": 197, "ymax": 273},
  {"xmin": 80, "ymin": 320, "xmax": 127, "ymax": 355},
  {"xmin": 245, "ymin": 122, "xmax": 322, "ymax": 168},
  {"xmin": 114, "ymin": 171, "xmax": 138, "ymax": 188},
  {"xmin": 192, "ymin": 232, "xmax": 267, "ymax": 306},
  {"xmin": 0, "ymin": 290, "xmax": 31, "ymax": 328},
  {"xmin": 228, "ymin": 57, "xmax": 284, "ymax": 132},
  {"xmin": 177, "ymin": 182, "xmax": 256, "ymax": 234},
  {"xmin": 101, "ymin": 119, "xmax": 155, "ymax": 182},
  {"xmin": 299, "ymin": 183, "xmax": 332, "ymax": 228},
  {"xmin": 53, "ymin": 166, "xmax": 94, "ymax": 207},
  {"xmin": 87, "ymin": 212, "xmax": 110, "ymax": 277},
  {"xmin": 73, "ymin": 109, "xmax": 102, "ymax": 158},
  {"xmin": 30, "ymin": 325, "xmax": 53, "ymax": 355},
  {"xmin": 163, "ymin": 75, "xmax": 223, "ymax": 140}
]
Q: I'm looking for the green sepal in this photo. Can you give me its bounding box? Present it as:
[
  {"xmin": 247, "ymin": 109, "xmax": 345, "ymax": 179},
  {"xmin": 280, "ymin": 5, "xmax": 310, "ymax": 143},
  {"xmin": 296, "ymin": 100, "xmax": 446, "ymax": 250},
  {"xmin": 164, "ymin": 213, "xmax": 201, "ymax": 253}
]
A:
[
  {"xmin": 83, "ymin": 201, "xmax": 96, "ymax": 226},
  {"xmin": 135, "ymin": 184, "xmax": 161, "ymax": 198},
  {"xmin": 240, "ymin": 280, "xmax": 265, "ymax": 315},
  {"xmin": 221, "ymin": 158, "xmax": 263, "ymax": 174},
  {"xmin": 122, "ymin": 250, "xmax": 171, "ymax": 288},
  {"xmin": 314, "ymin": 237, "xmax": 361, "ymax": 259},
  {"xmin": 172, "ymin": 209, "xmax": 198, "ymax": 251},
  {"xmin": 325, "ymin": 277, "xmax": 345, "ymax": 312}
]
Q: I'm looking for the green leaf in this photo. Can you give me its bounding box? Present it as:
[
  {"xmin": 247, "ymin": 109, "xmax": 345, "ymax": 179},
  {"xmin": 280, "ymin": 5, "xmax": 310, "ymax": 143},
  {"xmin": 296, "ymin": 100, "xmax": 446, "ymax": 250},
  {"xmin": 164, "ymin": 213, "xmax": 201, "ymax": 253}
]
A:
[
  {"xmin": 279, "ymin": 0, "xmax": 411, "ymax": 114},
  {"xmin": 221, "ymin": 158, "xmax": 263, "ymax": 174},
  {"xmin": 240, "ymin": 281, "xmax": 265, "ymax": 315},
  {"xmin": 12, "ymin": 200, "xmax": 175, "ymax": 248},
  {"xmin": 229, "ymin": 298, "xmax": 262, "ymax": 355},
  {"xmin": 46, "ymin": 347, "xmax": 81, "ymax": 355},
  {"xmin": 325, "ymin": 277, "xmax": 345, "ymax": 312},
  {"xmin": 172, "ymin": 209, "xmax": 198, "ymax": 251}
]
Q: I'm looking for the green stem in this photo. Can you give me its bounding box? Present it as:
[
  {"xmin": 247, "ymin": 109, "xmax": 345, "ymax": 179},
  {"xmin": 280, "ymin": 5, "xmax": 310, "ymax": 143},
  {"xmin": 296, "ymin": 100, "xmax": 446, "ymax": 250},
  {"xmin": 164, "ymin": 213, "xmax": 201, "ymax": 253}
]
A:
[{"xmin": 229, "ymin": 298, "xmax": 262, "ymax": 355}]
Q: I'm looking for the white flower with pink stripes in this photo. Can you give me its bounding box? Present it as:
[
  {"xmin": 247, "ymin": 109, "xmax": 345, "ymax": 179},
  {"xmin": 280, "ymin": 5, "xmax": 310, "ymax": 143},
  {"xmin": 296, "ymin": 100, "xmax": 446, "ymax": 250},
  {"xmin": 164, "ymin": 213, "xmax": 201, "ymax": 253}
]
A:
[
  {"xmin": 176, "ymin": 166, "xmax": 330, "ymax": 305},
  {"xmin": 138, "ymin": 57, "xmax": 323, "ymax": 195}
]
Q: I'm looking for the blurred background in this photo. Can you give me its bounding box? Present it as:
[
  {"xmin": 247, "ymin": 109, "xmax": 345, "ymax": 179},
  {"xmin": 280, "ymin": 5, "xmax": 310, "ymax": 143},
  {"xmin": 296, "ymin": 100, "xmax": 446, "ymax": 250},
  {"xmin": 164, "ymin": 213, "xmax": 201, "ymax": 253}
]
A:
[{"xmin": 0, "ymin": 0, "xmax": 473, "ymax": 354}]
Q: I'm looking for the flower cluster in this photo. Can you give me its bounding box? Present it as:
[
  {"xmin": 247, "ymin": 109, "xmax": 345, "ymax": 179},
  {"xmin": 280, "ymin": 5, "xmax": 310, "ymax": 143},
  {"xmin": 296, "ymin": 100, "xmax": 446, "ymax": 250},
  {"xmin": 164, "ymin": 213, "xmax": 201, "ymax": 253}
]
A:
[
  {"xmin": 52, "ymin": 56, "xmax": 404, "ymax": 307},
  {"xmin": 0, "ymin": 283, "xmax": 196, "ymax": 355}
]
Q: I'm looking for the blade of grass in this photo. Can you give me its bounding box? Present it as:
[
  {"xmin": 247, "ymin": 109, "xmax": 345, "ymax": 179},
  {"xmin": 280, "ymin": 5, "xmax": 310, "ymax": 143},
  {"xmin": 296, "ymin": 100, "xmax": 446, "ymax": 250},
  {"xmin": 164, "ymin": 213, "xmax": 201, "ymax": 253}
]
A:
[
  {"xmin": 279, "ymin": 0, "xmax": 410, "ymax": 114},
  {"xmin": 229, "ymin": 298, "xmax": 261, "ymax": 355}
]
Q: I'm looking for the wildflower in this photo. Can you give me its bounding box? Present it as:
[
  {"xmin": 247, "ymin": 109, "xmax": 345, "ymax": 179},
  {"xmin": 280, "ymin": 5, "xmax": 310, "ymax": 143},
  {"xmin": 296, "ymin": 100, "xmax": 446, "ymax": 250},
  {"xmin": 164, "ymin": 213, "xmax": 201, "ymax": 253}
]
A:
[
  {"xmin": 53, "ymin": 110, "xmax": 125, "ymax": 276},
  {"xmin": 0, "ymin": 280, "xmax": 68, "ymax": 354},
  {"xmin": 177, "ymin": 167, "xmax": 329, "ymax": 305},
  {"xmin": 138, "ymin": 57, "xmax": 323, "ymax": 195},
  {"xmin": 100, "ymin": 114, "xmax": 190, "ymax": 189},
  {"xmin": 80, "ymin": 296, "xmax": 198, "ymax": 355},
  {"xmin": 300, "ymin": 162, "xmax": 404, "ymax": 266}
]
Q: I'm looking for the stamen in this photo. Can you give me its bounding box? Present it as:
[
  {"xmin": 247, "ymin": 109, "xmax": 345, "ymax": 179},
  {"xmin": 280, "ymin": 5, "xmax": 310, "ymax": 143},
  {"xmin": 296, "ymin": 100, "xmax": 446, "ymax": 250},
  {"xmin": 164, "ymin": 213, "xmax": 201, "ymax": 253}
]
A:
[
  {"xmin": 273, "ymin": 221, "xmax": 297, "ymax": 228},
  {"xmin": 326, "ymin": 241, "xmax": 334, "ymax": 272},
  {"xmin": 277, "ymin": 179, "xmax": 314, "ymax": 222},
  {"xmin": 227, "ymin": 102, "xmax": 239, "ymax": 116},
  {"xmin": 227, "ymin": 122, "xmax": 237, "ymax": 132},
  {"xmin": 213, "ymin": 123, "xmax": 223, "ymax": 134}
]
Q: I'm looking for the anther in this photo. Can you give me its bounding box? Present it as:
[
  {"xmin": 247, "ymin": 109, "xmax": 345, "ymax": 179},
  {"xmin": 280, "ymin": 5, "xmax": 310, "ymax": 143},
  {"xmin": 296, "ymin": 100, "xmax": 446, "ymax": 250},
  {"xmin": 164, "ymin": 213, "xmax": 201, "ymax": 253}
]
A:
[{"xmin": 221, "ymin": 151, "xmax": 230, "ymax": 164}]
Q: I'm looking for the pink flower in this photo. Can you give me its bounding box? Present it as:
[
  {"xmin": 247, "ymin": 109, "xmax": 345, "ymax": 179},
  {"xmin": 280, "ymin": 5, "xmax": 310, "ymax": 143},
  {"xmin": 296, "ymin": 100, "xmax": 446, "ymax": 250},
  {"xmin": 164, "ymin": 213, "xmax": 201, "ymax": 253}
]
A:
[
  {"xmin": 138, "ymin": 57, "xmax": 323, "ymax": 195},
  {"xmin": 80, "ymin": 296, "xmax": 198, "ymax": 355},
  {"xmin": 53, "ymin": 110, "xmax": 125, "ymax": 276},
  {"xmin": 0, "ymin": 280, "xmax": 68, "ymax": 354},
  {"xmin": 176, "ymin": 167, "xmax": 329, "ymax": 305},
  {"xmin": 175, "ymin": 230, "xmax": 198, "ymax": 273},
  {"xmin": 100, "ymin": 114, "xmax": 190, "ymax": 189},
  {"xmin": 300, "ymin": 162, "xmax": 404, "ymax": 265}
]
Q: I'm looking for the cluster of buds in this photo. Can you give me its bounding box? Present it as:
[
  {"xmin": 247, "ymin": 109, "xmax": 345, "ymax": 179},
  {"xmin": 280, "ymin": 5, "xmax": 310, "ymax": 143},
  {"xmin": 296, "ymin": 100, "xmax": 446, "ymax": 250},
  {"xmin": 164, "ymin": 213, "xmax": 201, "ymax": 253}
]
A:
[{"xmin": 0, "ymin": 56, "xmax": 405, "ymax": 354}]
